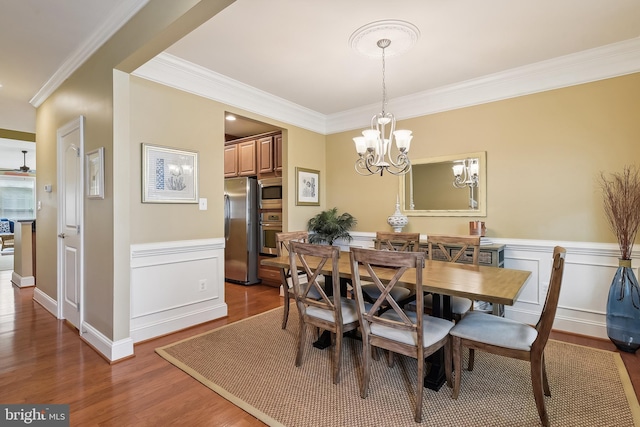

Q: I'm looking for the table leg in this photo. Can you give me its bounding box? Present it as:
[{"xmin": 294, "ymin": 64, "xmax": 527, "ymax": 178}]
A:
[{"xmin": 424, "ymin": 294, "xmax": 452, "ymax": 391}]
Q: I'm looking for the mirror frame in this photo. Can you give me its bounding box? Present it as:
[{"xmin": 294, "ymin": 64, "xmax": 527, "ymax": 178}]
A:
[{"xmin": 399, "ymin": 151, "xmax": 487, "ymax": 217}]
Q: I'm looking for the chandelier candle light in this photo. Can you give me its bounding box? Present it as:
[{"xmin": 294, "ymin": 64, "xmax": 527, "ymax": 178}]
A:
[
  {"xmin": 350, "ymin": 21, "xmax": 419, "ymax": 176},
  {"xmin": 452, "ymin": 158, "xmax": 479, "ymax": 209}
]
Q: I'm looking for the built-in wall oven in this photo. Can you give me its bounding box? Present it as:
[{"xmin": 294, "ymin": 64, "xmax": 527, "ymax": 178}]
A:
[
  {"xmin": 258, "ymin": 177, "xmax": 282, "ymax": 209},
  {"xmin": 260, "ymin": 212, "xmax": 282, "ymax": 255}
]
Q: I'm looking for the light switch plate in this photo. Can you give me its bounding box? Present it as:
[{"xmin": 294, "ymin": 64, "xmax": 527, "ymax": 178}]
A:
[{"xmin": 199, "ymin": 198, "xmax": 207, "ymax": 210}]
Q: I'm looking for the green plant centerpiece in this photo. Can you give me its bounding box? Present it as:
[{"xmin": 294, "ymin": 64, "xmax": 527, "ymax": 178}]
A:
[
  {"xmin": 599, "ymin": 166, "xmax": 640, "ymax": 353},
  {"xmin": 307, "ymin": 207, "xmax": 357, "ymax": 245}
]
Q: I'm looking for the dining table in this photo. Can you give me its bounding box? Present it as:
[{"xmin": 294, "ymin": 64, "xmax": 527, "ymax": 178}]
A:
[{"xmin": 261, "ymin": 250, "xmax": 532, "ymax": 390}]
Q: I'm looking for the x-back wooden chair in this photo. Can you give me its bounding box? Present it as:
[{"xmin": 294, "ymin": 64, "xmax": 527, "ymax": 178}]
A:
[
  {"xmin": 350, "ymin": 247, "xmax": 454, "ymax": 422},
  {"xmin": 450, "ymin": 246, "xmax": 567, "ymax": 427},
  {"xmin": 289, "ymin": 241, "xmax": 360, "ymax": 384},
  {"xmin": 422, "ymin": 234, "xmax": 481, "ymax": 319},
  {"xmin": 360, "ymin": 231, "xmax": 420, "ymax": 309},
  {"xmin": 276, "ymin": 231, "xmax": 321, "ymax": 329}
]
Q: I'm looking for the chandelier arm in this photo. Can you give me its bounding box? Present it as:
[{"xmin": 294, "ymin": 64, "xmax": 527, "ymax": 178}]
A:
[
  {"xmin": 355, "ymin": 154, "xmax": 384, "ymax": 176},
  {"xmin": 385, "ymin": 151, "xmax": 409, "ymax": 169},
  {"xmin": 385, "ymin": 164, "xmax": 412, "ymax": 176}
]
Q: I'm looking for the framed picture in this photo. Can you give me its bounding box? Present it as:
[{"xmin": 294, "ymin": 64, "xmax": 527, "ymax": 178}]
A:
[
  {"xmin": 142, "ymin": 143, "xmax": 198, "ymax": 203},
  {"xmin": 86, "ymin": 147, "xmax": 104, "ymax": 199},
  {"xmin": 295, "ymin": 167, "xmax": 320, "ymax": 206}
]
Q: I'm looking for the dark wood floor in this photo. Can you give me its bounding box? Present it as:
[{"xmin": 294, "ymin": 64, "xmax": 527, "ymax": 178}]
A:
[{"xmin": 0, "ymin": 268, "xmax": 638, "ymax": 426}]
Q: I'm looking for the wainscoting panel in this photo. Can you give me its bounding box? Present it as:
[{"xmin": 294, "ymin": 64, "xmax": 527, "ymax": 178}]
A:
[
  {"xmin": 130, "ymin": 238, "xmax": 227, "ymax": 343},
  {"xmin": 345, "ymin": 232, "xmax": 633, "ymax": 340}
]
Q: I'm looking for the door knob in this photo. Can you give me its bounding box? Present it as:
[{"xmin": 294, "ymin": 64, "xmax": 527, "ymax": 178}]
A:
[{"xmin": 58, "ymin": 233, "xmax": 66, "ymax": 238}]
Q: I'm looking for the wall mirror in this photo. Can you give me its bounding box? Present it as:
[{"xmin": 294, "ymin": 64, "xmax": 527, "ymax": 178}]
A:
[{"xmin": 399, "ymin": 151, "xmax": 486, "ymax": 217}]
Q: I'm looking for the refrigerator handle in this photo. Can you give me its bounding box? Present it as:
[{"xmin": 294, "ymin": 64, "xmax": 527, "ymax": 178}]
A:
[{"xmin": 224, "ymin": 193, "xmax": 230, "ymax": 240}]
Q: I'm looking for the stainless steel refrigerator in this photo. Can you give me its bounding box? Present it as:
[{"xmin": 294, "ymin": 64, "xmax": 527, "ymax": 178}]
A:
[{"xmin": 224, "ymin": 177, "xmax": 260, "ymax": 285}]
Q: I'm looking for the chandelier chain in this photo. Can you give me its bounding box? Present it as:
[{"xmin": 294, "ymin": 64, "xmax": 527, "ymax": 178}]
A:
[{"xmin": 381, "ymin": 42, "xmax": 387, "ymax": 116}]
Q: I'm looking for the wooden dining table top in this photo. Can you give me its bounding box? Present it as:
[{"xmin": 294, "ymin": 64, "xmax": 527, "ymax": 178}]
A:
[{"xmin": 261, "ymin": 251, "xmax": 532, "ymax": 306}]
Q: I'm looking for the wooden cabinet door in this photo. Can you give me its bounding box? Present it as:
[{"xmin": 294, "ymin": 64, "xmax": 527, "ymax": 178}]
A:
[
  {"xmin": 238, "ymin": 140, "xmax": 257, "ymax": 176},
  {"xmin": 224, "ymin": 144, "xmax": 238, "ymax": 177},
  {"xmin": 258, "ymin": 136, "xmax": 273, "ymax": 174},
  {"xmin": 274, "ymin": 134, "xmax": 282, "ymax": 172}
]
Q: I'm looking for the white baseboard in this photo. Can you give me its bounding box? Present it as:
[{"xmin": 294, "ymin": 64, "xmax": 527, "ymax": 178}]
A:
[
  {"xmin": 11, "ymin": 271, "xmax": 35, "ymax": 288},
  {"xmin": 33, "ymin": 286, "xmax": 59, "ymax": 317},
  {"xmin": 130, "ymin": 302, "xmax": 228, "ymax": 343},
  {"xmin": 82, "ymin": 322, "xmax": 134, "ymax": 362}
]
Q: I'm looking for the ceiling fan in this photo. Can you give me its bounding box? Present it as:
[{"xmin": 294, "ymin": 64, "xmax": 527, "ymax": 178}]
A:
[
  {"xmin": 0, "ymin": 150, "xmax": 33, "ymax": 173},
  {"xmin": 19, "ymin": 150, "xmax": 30, "ymax": 172}
]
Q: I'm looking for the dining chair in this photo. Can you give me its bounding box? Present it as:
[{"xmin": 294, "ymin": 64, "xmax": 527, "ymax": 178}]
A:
[
  {"xmin": 359, "ymin": 231, "xmax": 419, "ymax": 309},
  {"xmin": 449, "ymin": 246, "xmax": 566, "ymax": 427},
  {"xmin": 417, "ymin": 234, "xmax": 480, "ymax": 369},
  {"xmin": 276, "ymin": 231, "xmax": 323, "ymax": 329},
  {"xmin": 422, "ymin": 234, "xmax": 481, "ymax": 320},
  {"xmin": 288, "ymin": 241, "xmax": 359, "ymax": 384},
  {"xmin": 350, "ymin": 247, "xmax": 454, "ymax": 423}
]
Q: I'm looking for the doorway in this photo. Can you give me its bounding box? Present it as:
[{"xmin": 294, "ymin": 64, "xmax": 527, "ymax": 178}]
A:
[{"xmin": 56, "ymin": 116, "xmax": 85, "ymax": 331}]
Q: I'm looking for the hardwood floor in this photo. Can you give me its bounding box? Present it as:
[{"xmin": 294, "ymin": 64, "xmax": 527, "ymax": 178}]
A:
[{"xmin": 0, "ymin": 269, "xmax": 638, "ymax": 426}]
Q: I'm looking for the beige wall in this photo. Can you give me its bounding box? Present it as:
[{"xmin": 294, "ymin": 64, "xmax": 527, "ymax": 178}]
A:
[
  {"xmin": 283, "ymin": 128, "xmax": 327, "ymax": 231},
  {"xmin": 35, "ymin": 0, "xmax": 235, "ymax": 342},
  {"xmin": 129, "ymin": 77, "xmax": 226, "ymax": 243},
  {"xmin": 326, "ymin": 73, "xmax": 640, "ymax": 243},
  {"xmin": 36, "ymin": 51, "xmax": 117, "ymax": 337},
  {"xmin": 129, "ymin": 77, "xmax": 329, "ymax": 241}
]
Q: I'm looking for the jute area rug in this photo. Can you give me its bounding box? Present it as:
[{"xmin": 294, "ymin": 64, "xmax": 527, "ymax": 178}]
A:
[{"xmin": 156, "ymin": 306, "xmax": 640, "ymax": 427}]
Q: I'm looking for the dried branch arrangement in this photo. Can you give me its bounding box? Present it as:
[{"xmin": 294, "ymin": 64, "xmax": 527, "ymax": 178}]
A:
[{"xmin": 599, "ymin": 166, "xmax": 640, "ymax": 260}]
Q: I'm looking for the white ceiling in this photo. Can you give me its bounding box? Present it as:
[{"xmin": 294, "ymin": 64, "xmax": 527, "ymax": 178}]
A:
[{"xmin": 1, "ymin": 0, "xmax": 640, "ymax": 137}]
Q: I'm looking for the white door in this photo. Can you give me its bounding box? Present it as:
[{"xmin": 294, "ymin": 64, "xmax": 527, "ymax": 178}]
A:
[{"xmin": 57, "ymin": 116, "xmax": 84, "ymax": 331}]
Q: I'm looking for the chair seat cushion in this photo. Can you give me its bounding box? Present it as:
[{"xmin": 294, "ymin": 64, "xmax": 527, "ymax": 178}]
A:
[
  {"xmin": 423, "ymin": 294, "xmax": 472, "ymax": 315},
  {"xmin": 287, "ymin": 274, "xmax": 322, "ymax": 299},
  {"xmin": 306, "ymin": 297, "xmax": 363, "ymax": 324},
  {"xmin": 361, "ymin": 282, "xmax": 412, "ymax": 302},
  {"xmin": 449, "ymin": 311, "xmax": 538, "ymax": 351},
  {"xmin": 371, "ymin": 310, "xmax": 454, "ymax": 348}
]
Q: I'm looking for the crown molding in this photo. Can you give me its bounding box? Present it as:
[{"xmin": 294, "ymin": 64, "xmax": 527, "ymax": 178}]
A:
[
  {"xmin": 135, "ymin": 38, "xmax": 640, "ymax": 136},
  {"xmin": 30, "ymin": 0, "xmax": 149, "ymax": 108},
  {"xmin": 327, "ymin": 37, "xmax": 640, "ymax": 134},
  {"xmin": 132, "ymin": 53, "xmax": 327, "ymax": 134}
]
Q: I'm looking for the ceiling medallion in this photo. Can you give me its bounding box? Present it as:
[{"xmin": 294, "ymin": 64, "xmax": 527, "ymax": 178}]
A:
[{"xmin": 349, "ymin": 20, "xmax": 420, "ymax": 58}]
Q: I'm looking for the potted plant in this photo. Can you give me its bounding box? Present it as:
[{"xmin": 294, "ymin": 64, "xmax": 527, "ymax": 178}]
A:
[
  {"xmin": 599, "ymin": 166, "xmax": 640, "ymax": 353},
  {"xmin": 307, "ymin": 207, "xmax": 357, "ymax": 246}
]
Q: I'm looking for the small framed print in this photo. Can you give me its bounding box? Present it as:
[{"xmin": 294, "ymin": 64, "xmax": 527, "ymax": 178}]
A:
[
  {"xmin": 86, "ymin": 147, "xmax": 104, "ymax": 199},
  {"xmin": 295, "ymin": 167, "xmax": 320, "ymax": 206},
  {"xmin": 142, "ymin": 143, "xmax": 198, "ymax": 203}
]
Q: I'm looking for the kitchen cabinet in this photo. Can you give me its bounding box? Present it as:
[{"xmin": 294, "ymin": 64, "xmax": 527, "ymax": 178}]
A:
[
  {"xmin": 258, "ymin": 254, "xmax": 281, "ymax": 286},
  {"xmin": 258, "ymin": 134, "xmax": 282, "ymax": 176},
  {"xmin": 225, "ymin": 131, "xmax": 281, "ymax": 178},
  {"xmin": 224, "ymin": 144, "xmax": 238, "ymax": 177},
  {"xmin": 238, "ymin": 140, "xmax": 257, "ymax": 176},
  {"xmin": 258, "ymin": 136, "xmax": 274, "ymax": 174},
  {"xmin": 274, "ymin": 134, "xmax": 282, "ymax": 172}
]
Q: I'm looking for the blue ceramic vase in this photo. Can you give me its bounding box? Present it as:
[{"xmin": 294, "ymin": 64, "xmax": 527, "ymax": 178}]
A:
[{"xmin": 606, "ymin": 259, "xmax": 640, "ymax": 353}]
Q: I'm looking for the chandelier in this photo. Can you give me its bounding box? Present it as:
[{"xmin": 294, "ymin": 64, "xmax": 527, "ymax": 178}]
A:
[{"xmin": 352, "ymin": 38, "xmax": 413, "ymax": 176}]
